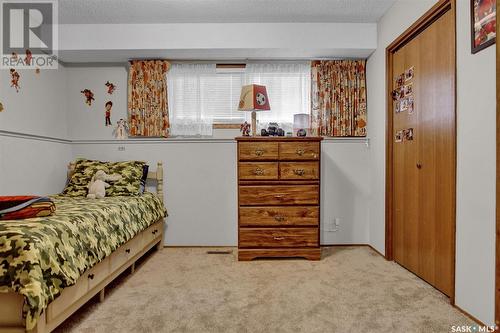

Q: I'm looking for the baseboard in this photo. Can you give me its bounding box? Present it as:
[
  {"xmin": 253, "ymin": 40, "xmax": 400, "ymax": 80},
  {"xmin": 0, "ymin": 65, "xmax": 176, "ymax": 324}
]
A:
[
  {"xmin": 452, "ymin": 305, "xmax": 489, "ymax": 328},
  {"xmin": 321, "ymin": 244, "xmax": 387, "ymax": 259}
]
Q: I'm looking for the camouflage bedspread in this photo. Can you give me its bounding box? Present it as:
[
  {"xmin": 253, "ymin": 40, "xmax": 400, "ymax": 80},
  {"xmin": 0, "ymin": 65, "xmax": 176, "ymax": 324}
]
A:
[{"xmin": 0, "ymin": 192, "xmax": 165, "ymax": 330}]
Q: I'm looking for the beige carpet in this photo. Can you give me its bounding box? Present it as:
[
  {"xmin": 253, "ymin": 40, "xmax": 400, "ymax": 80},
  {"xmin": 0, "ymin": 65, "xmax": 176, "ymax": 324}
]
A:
[{"xmin": 55, "ymin": 246, "xmax": 474, "ymax": 333}]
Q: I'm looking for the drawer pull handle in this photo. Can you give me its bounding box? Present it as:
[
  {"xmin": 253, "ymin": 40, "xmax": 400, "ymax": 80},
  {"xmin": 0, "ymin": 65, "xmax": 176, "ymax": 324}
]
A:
[
  {"xmin": 274, "ymin": 194, "xmax": 285, "ymax": 199},
  {"xmin": 254, "ymin": 168, "xmax": 265, "ymax": 176},
  {"xmin": 296, "ymin": 149, "xmax": 305, "ymax": 156},
  {"xmin": 274, "ymin": 216, "xmax": 286, "ymax": 222},
  {"xmin": 88, "ymin": 274, "xmax": 95, "ymax": 280},
  {"xmin": 254, "ymin": 149, "xmax": 265, "ymax": 156},
  {"xmin": 125, "ymin": 249, "xmax": 131, "ymax": 254},
  {"xmin": 273, "ymin": 237, "xmax": 285, "ymax": 241},
  {"xmin": 293, "ymin": 169, "xmax": 305, "ymax": 176}
]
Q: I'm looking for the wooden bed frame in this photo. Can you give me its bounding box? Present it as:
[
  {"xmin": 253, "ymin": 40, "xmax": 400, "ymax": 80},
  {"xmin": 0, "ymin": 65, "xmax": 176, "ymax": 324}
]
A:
[{"xmin": 0, "ymin": 162, "xmax": 166, "ymax": 333}]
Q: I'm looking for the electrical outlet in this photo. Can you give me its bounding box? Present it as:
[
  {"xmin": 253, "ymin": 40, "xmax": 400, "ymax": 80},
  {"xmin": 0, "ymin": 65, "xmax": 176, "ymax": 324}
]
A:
[{"xmin": 118, "ymin": 146, "xmax": 125, "ymax": 151}]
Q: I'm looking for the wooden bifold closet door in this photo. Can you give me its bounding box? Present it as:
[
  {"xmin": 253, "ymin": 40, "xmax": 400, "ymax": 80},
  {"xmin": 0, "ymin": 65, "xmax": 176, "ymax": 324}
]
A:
[{"xmin": 389, "ymin": 2, "xmax": 455, "ymax": 297}]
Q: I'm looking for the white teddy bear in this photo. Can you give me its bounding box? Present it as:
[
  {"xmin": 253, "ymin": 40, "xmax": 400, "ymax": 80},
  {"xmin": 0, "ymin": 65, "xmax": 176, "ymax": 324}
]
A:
[{"xmin": 87, "ymin": 170, "xmax": 122, "ymax": 199}]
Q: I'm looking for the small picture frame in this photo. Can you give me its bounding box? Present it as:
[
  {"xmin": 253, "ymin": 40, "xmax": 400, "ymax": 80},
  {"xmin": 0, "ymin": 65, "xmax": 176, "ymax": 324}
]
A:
[{"xmin": 471, "ymin": 0, "xmax": 496, "ymax": 54}]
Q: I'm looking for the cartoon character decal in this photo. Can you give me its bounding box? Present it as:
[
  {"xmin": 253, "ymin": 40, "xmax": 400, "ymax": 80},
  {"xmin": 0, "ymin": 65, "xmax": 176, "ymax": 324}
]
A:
[
  {"xmin": 24, "ymin": 49, "xmax": 32, "ymax": 66},
  {"xmin": 0, "ymin": 102, "xmax": 4, "ymax": 112},
  {"xmin": 105, "ymin": 101, "xmax": 113, "ymax": 126},
  {"xmin": 10, "ymin": 69, "xmax": 20, "ymax": 92},
  {"xmin": 105, "ymin": 81, "xmax": 116, "ymax": 95},
  {"xmin": 80, "ymin": 89, "xmax": 95, "ymax": 106}
]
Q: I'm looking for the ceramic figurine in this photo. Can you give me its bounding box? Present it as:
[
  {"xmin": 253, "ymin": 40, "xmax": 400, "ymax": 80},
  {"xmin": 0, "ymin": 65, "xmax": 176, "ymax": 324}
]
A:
[{"xmin": 240, "ymin": 121, "xmax": 251, "ymax": 136}]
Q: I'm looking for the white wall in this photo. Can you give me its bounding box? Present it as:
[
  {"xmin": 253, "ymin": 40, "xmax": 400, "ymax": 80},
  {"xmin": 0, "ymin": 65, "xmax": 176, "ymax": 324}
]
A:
[
  {"xmin": 0, "ymin": 135, "xmax": 71, "ymax": 195},
  {"xmin": 0, "ymin": 65, "xmax": 69, "ymax": 139},
  {"xmin": 366, "ymin": 0, "xmax": 496, "ymax": 325},
  {"xmin": 0, "ymin": 64, "xmax": 72, "ymax": 195},
  {"xmin": 58, "ymin": 23, "xmax": 377, "ymax": 62}
]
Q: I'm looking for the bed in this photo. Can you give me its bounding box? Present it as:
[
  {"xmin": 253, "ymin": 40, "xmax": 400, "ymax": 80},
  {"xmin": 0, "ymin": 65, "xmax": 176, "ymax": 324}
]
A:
[{"xmin": 0, "ymin": 162, "xmax": 166, "ymax": 333}]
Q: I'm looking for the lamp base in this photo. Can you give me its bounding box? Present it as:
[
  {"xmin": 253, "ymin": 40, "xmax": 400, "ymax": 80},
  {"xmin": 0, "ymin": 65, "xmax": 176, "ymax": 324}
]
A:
[{"xmin": 251, "ymin": 111, "xmax": 257, "ymax": 136}]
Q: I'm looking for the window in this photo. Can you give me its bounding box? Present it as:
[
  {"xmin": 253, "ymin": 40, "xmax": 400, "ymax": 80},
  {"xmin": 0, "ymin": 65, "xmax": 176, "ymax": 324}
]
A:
[{"xmin": 168, "ymin": 62, "xmax": 311, "ymax": 136}]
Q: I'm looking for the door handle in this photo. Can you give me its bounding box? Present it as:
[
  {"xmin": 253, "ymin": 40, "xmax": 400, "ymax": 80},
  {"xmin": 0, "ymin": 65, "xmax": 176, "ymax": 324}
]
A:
[{"xmin": 416, "ymin": 163, "xmax": 422, "ymax": 169}]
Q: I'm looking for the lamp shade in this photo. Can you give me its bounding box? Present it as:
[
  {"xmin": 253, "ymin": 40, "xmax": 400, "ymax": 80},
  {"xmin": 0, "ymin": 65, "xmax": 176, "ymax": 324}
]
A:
[{"xmin": 238, "ymin": 84, "xmax": 271, "ymax": 111}]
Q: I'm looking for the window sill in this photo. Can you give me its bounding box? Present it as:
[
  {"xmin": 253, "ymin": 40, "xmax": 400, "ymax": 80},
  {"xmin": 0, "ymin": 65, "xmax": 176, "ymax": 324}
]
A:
[{"xmin": 213, "ymin": 124, "xmax": 241, "ymax": 129}]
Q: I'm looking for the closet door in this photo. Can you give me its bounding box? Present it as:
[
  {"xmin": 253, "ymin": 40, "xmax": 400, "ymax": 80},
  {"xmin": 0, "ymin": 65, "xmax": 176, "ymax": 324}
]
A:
[{"xmin": 391, "ymin": 7, "xmax": 455, "ymax": 297}]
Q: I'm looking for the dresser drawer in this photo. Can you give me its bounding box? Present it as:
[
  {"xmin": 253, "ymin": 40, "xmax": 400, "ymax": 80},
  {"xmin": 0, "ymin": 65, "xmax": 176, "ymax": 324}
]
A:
[
  {"xmin": 239, "ymin": 185, "xmax": 319, "ymax": 205},
  {"xmin": 239, "ymin": 206, "xmax": 319, "ymax": 226},
  {"xmin": 110, "ymin": 236, "xmax": 141, "ymax": 272},
  {"xmin": 239, "ymin": 162, "xmax": 278, "ymax": 180},
  {"xmin": 239, "ymin": 228, "xmax": 318, "ymax": 248},
  {"xmin": 279, "ymin": 142, "xmax": 320, "ymax": 160},
  {"xmin": 280, "ymin": 162, "xmax": 319, "ymax": 180},
  {"xmin": 239, "ymin": 142, "xmax": 279, "ymax": 160},
  {"xmin": 87, "ymin": 257, "xmax": 110, "ymax": 291}
]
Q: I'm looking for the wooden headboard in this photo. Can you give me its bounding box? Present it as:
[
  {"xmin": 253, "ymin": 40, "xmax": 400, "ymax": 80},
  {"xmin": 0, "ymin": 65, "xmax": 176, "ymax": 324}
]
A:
[{"xmin": 67, "ymin": 161, "xmax": 164, "ymax": 203}]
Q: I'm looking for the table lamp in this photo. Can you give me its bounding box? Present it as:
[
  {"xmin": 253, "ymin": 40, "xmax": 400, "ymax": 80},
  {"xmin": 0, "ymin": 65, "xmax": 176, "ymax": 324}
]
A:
[{"xmin": 238, "ymin": 84, "xmax": 270, "ymax": 136}]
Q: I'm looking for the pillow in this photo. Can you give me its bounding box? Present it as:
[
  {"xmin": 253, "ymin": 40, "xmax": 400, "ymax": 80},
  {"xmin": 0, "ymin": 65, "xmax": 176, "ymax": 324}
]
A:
[
  {"xmin": 0, "ymin": 196, "xmax": 56, "ymax": 220},
  {"xmin": 62, "ymin": 159, "xmax": 109, "ymax": 197},
  {"xmin": 106, "ymin": 160, "xmax": 146, "ymax": 196}
]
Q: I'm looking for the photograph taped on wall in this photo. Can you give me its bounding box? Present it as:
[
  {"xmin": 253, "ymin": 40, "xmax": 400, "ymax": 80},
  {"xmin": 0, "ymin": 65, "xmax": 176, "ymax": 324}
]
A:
[
  {"xmin": 395, "ymin": 130, "xmax": 403, "ymax": 142},
  {"xmin": 400, "ymin": 98, "xmax": 409, "ymax": 112},
  {"xmin": 394, "ymin": 100, "xmax": 400, "ymax": 113},
  {"xmin": 404, "ymin": 128, "xmax": 414, "ymax": 141},
  {"xmin": 471, "ymin": 0, "xmax": 496, "ymax": 53},
  {"xmin": 408, "ymin": 96, "xmax": 415, "ymax": 115},
  {"xmin": 405, "ymin": 66, "xmax": 415, "ymax": 81},
  {"xmin": 404, "ymin": 83, "xmax": 413, "ymax": 97}
]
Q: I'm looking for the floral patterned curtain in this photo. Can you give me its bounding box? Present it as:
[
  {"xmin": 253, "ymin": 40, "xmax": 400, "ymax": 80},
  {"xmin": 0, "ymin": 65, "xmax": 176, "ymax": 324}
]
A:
[
  {"xmin": 311, "ymin": 60, "xmax": 367, "ymax": 137},
  {"xmin": 128, "ymin": 60, "xmax": 171, "ymax": 137}
]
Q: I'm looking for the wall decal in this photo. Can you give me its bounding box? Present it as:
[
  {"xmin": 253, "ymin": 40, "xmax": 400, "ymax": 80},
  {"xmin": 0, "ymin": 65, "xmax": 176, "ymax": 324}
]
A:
[
  {"xmin": 24, "ymin": 49, "xmax": 32, "ymax": 66},
  {"xmin": 35, "ymin": 68, "xmax": 40, "ymax": 75},
  {"xmin": 105, "ymin": 101, "xmax": 113, "ymax": 126},
  {"xmin": 10, "ymin": 69, "xmax": 20, "ymax": 92},
  {"xmin": 105, "ymin": 81, "xmax": 116, "ymax": 95},
  {"xmin": 11, "ymin": 53, "xmax": 18, "ymax": 61},
  {"xmin": 0, "ymin": 103, "xmax": 4, "ymax": 112},
  {"xmin": 113, "ymin": 119, "xmax": 129, "ymax": 139},
  {"xmin": 80, "ymin": 89, "xmax": 95, "ymax": 106}
]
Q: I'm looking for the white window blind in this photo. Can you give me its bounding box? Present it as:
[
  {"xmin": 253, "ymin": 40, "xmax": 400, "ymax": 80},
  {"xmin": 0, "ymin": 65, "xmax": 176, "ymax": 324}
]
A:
[{"xmin": 167, "ymin": 62, "xmax": 311, "ymax": 136}]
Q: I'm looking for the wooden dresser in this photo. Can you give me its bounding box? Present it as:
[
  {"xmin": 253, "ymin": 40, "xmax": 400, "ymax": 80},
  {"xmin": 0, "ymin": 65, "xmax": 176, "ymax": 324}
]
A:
[{"xmin": 236, "ymin": 137, "xmax": 323, "ymax": 261}]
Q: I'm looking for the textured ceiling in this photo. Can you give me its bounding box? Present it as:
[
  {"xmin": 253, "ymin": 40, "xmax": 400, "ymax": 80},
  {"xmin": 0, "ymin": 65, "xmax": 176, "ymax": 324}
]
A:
[{"xmin": 58, "ymin": 0, "xmax": 396, "ymax": 24}]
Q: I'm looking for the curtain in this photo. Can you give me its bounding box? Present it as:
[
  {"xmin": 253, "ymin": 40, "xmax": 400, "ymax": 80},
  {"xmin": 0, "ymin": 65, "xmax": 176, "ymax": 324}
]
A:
[
  {"xmin": 245, "ymin": 62, "xmax": 311, "ymax": 132},
  {"xmin": 167, "ymin": 63, "xmax": 215, "ymax": 136},
  {"xmin": 311, "ymin": 60, "xmax": 367, "ymax": 137},
  {"xmin": 128, "ymin": 60, "xmax": 170, "ymax": 137}
]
